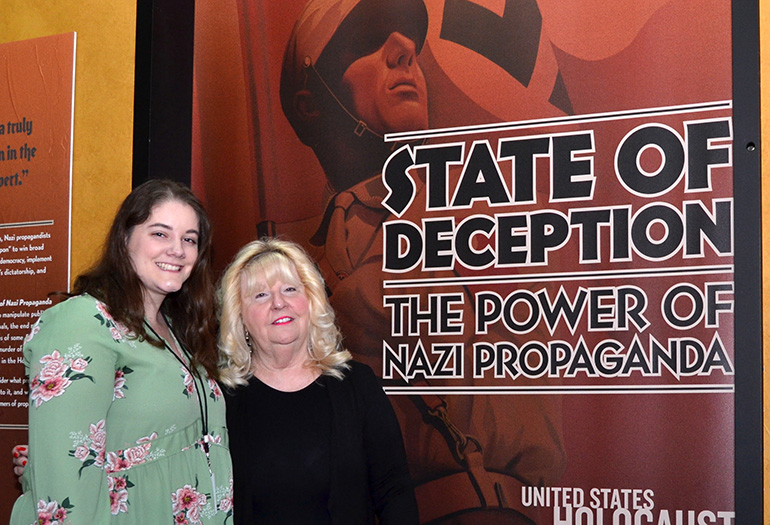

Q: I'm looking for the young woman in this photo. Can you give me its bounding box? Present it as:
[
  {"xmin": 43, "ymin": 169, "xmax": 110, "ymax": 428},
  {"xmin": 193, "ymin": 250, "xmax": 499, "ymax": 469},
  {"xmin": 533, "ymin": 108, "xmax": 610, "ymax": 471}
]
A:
[{"xmin": 11, "ymin": 179, "xmax": 233, "ymax": 524}]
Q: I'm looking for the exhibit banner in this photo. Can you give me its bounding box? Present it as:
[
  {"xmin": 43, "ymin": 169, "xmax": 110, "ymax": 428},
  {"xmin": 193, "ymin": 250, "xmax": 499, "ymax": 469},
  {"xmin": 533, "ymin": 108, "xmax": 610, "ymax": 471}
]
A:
[
  {"xmin": 194, "ymin": 1, "xmax": 733, "ymax": 522},
  {"xmin": 0, "ymin": 32, "xmax": 76, "ymax": 520}
]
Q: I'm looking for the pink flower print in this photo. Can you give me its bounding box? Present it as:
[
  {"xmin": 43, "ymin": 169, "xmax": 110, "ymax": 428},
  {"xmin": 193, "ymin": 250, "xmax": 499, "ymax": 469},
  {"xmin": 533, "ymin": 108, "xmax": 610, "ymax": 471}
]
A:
[
  {"xmin": 107, "ymin": 475, "xmax": 133, "ymax": 514},
  {"xmin": 110, "ymin": 326, "xmax": 123, "ymax": 341},
  {"xmin": 114, "ymin": 456, "xmax": 131, "ymax": 470},
  {"xmin": 172, "ymin": 485, "xmax": 201, "ymax": 512},
  {"xmin": 174, "ymin": 514, "xmax": 190, "ymax": 524},
  {"xmin": 30, "ymin": 351, "xmax": 92, "ymax": 407},
  {"xmin": 53, "ymin": 506, "xmax": 68, "ymax": 521},
  {"xmin": 104, "ymin": 432, "xmax": 157, "ymax": 473},
  {"xmin": 94, "ymin": 301, "xmax": 135, "ymax": 341},
  {"xmin": 95, "ymin": 301, "xmax": 114, "ymax": 321},
  {"xmin": 39, "ymin": 351, "xmax": 68, "ymax": 380},
  {"xmin": 114, "ymin": 320, "xmax": 132, "ymax": 337},
  {"xmin": 36, "ymin": 498, "xmax": 74, "ymax": 523},
  {"xmin": 114, "ymin": 372, "xmax": 126, "ymax": 399},
  {"xmin": 219, "ymin": 477, "xmax": 234, "ymax": 513},
  {"xmin": 125, "ymin": 444, "xmax": 149, "ymax": 465},
  {"xmin": 24, "ymin": 323, "xmax": 41, "ymax": 343},
  {"xmin": 39, "ymin": 350, "xmax": 63, "ymax": 364},
  {"xmin": 108, "ymin": 476, "xmax": 128, "ymax": 491},
  {"xmin": 89, "ymin": 419, "xmax": 106, "ymax": 439},
  {"xmin": 181, "ymin": 367, "xmax": 196, "ymax": 397},
  {"xmin": 136, "ymin": 432, "xmax": 158, "ymax": 444},
  {"xmin": 106, "ymin": 474, "xmax": 134, "ymax": 514},
  {"xmin": 37, "ymin": 512, "xmax": 54, "ymax": 525},
  {"xmin": 89, "ymin": 420, "xmax": 107, "ymax": 466},
  {"xmin": 172, "ymin": 485, "xmax": 207, "ymax": 524},
  {"xmin": 31, "ymin": 375, "xmax": 72, "ymax": 407},
  {"xmin": 112, "ymin": 366, "xmax": 133, "ymax": 401},
  {"xmin": 105, "ymin": 451, "xmax": 132, "ymax": 473},
  {"xmin": 188, "ymin": 503, "xmax": 204, "ymax": 523},
  {"xmin": 109, "ymin": 488, "xmax": 129, "ymax": 515},
  {"xmin": 36, "ymin": 500, "xmax": 57, "ymax": 525},
  {"xmin": 74, "ymin": 445, "xmax": 89, "ymax": 461},
  {"xmin": 36, "ymin": 498, "xmax": 72, "ymax": 525},
  {"xmin": 70, "ymin": 357, "xmax": 89, "ymax": 372},
  {"xmin": 70, "ymin": 419, "xmax": 107, "ymax": 474},
  {"xmin": 208, "ymin": 379, "xmax": 222, "ymax": 400}
]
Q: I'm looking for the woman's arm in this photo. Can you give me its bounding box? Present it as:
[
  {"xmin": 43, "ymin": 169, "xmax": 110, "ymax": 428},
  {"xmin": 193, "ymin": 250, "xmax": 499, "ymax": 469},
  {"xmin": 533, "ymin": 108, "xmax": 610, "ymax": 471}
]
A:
[
  {"xmin": 356, "ymin": 363, "xmax": 419, "ymax": 524},
  {"xmin": 23, "ymin": 297, "xmax": 118, "ymax": 523}
]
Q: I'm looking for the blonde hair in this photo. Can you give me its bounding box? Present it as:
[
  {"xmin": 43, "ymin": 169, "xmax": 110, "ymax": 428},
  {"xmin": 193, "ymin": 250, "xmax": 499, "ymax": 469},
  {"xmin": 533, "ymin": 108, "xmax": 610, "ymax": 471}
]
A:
[{"xmin": 217, "ymin": 237, "xmax": 351, "ymax": 387}]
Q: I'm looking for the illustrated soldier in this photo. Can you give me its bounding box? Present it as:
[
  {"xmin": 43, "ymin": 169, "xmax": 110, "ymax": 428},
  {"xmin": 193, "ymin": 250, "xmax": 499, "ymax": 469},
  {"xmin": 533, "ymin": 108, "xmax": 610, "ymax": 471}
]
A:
[{"xmin": 279, "ymin": 0, "xmax": 566, "ymax": 522}]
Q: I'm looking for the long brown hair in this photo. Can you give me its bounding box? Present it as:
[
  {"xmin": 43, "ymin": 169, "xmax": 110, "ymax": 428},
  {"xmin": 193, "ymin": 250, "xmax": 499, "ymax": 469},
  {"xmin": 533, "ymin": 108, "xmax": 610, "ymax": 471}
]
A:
[{"xmin": 73, "ymin": 179, "xmax": 219, "ymax": 378}]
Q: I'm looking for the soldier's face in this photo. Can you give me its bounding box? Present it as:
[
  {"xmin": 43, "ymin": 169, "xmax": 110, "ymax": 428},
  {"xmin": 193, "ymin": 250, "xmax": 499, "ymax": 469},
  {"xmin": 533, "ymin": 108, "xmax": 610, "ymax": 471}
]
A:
[{"xmin": 340, "ymin": 31, "xmax": 429, "ymax": 135}]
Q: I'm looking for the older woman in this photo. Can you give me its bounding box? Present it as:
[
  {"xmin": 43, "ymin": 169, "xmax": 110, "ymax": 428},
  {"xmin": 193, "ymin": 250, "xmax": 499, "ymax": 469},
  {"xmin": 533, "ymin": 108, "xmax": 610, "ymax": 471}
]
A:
[
  {"xmin": 11, "ymin": 179, "xmax": 233, "ymax": 524},
  {"xmin": 217, "ymin": 237, "xmax": 418, "ymax": 524}
]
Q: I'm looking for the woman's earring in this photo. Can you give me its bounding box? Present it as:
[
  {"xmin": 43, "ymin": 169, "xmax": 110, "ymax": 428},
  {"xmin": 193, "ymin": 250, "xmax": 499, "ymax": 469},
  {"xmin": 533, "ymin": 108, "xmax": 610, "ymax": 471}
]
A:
[{"xmin": 244, "ymin": 328, "xmax": 252, "ymax": 349}]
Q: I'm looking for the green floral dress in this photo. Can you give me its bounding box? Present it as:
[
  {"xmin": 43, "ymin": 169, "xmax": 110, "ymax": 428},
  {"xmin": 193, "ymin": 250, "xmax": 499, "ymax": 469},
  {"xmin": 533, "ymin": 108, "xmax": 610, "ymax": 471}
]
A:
[{"xmin": 10, "ymin": 294, "xmax": 233, "ymax": 524}]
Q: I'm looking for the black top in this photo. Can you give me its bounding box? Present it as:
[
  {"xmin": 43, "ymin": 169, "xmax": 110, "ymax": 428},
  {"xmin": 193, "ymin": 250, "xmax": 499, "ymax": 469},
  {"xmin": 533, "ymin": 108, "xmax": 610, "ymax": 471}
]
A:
[
  {"xmin": 226, "ymin": 376, "xmax": 332, "ymax": 524},
  {"xmin": 225, "ymin": 361, "xmax": 418, "ymax": 525}
]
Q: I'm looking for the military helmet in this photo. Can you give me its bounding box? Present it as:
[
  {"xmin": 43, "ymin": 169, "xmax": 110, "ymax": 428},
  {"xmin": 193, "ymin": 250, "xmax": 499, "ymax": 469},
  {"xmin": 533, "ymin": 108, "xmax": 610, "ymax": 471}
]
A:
[{"xmin": 280, "ymin": 0, "xmax": 429, "ymax": 143}]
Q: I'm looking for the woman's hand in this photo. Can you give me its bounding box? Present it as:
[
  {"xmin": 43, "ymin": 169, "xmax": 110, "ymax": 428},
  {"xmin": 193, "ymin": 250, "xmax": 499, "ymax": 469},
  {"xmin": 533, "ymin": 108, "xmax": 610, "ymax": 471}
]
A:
[{"xmin": 12, "ymin": 444, "xmax": 27, "ymax": 484}]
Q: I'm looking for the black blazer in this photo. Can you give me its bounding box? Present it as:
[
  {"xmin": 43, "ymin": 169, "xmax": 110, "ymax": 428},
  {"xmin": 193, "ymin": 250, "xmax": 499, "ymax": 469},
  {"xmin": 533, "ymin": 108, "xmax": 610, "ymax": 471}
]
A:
[
  {"xmin": 321, "ymin": 361, "xmax": 418, "ymax": 524},
  {"xmin": 226, "ymin": 360, "xmax": 418, "ymax": 524}
]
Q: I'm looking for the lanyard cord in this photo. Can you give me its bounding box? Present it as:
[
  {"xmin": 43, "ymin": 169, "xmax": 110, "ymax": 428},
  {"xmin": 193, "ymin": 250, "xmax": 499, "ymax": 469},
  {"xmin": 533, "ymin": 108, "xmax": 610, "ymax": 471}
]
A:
[{"xmin": 143, "ymin": 318, "xmax": 210, "ymax": 439}]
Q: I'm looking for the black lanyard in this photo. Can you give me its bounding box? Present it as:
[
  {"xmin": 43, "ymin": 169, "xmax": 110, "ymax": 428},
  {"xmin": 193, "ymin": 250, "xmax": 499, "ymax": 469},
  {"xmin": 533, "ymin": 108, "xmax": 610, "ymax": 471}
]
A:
[{"xmin": 143, "ymin": 319, "xmax": 210, "ymax": 439}]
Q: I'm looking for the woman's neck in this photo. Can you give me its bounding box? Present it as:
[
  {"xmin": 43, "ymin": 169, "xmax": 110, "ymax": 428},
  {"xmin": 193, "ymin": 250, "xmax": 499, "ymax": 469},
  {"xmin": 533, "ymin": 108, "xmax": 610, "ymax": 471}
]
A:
[
  {"xmin": 251, "ymin": 350, "xmax": 320, "ymax": 392},
  {"xmin": 145, "ymin": 307, "xmax": 166, "ymax": 333},
  {"xmin": 145, "ymin": 307, "xmax": 179, "ymax": 355},
  {"xmin": 142, "ymin": 289, "xmax": 166, "ymax": 327}
]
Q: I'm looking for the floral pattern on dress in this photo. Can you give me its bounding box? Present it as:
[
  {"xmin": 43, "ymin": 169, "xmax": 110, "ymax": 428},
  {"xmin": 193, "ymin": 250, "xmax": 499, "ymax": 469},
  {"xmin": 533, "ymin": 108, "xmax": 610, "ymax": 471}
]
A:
[
  {"xmin": 182, "ymin": 367, "xmax": 196, "ymax": 398},
  {"xmin": 29, "ymin": 349, "xmax": 93, "ymax": 407},
  {"xmin": 68, "ymin": 419, "xmax": 107, "ymax": 475},
  {"xmin": 36, "ymin": 497, "xmax": 73, "ymax": 524},
  {"xmin": 217, "ymin": 476, "xmax": 234, "ymax": 519},
  {"xmin": 94, "ymin": 301, "xmax": 136, "ymax": 346},
  {"xmin": 107, "ymin": 475, "xmax": 133, "ymax": 515},
  {"xmin": 171, "ymin": 484, "xmax": 208, "ymax": 525},
  {"xmin": 15, "ymin": 295, "xmax": 233, "ymax": 525},
  {"xmin": 104, "ymin": 432, "xmax": 160, "ymax": 473},
  {"xmin": 208, "ymin": 379, "xmax": 222, "ymax": 401},
  {"xmin": 24, "ymin": 321, "xmax": 41, "ymax": 344},
  {"xmin": 113, "ymin": 366, "xmax": 134, "ymax": 400}
]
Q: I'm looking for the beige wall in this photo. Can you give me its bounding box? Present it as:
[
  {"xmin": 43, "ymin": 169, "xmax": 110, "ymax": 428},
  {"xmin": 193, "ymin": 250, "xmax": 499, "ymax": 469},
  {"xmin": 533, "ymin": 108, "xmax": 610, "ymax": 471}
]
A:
[{"xmin": 0, "ymin": 1, "xmax": 137, "ymax": 282}]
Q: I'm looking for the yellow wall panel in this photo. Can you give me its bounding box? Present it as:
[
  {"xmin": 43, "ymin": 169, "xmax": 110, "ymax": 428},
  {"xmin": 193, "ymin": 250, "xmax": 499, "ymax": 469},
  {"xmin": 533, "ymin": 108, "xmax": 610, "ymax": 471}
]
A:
[{"xmin": 0, "ymin": 1, "xmax": 136, "ymax": 282}]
